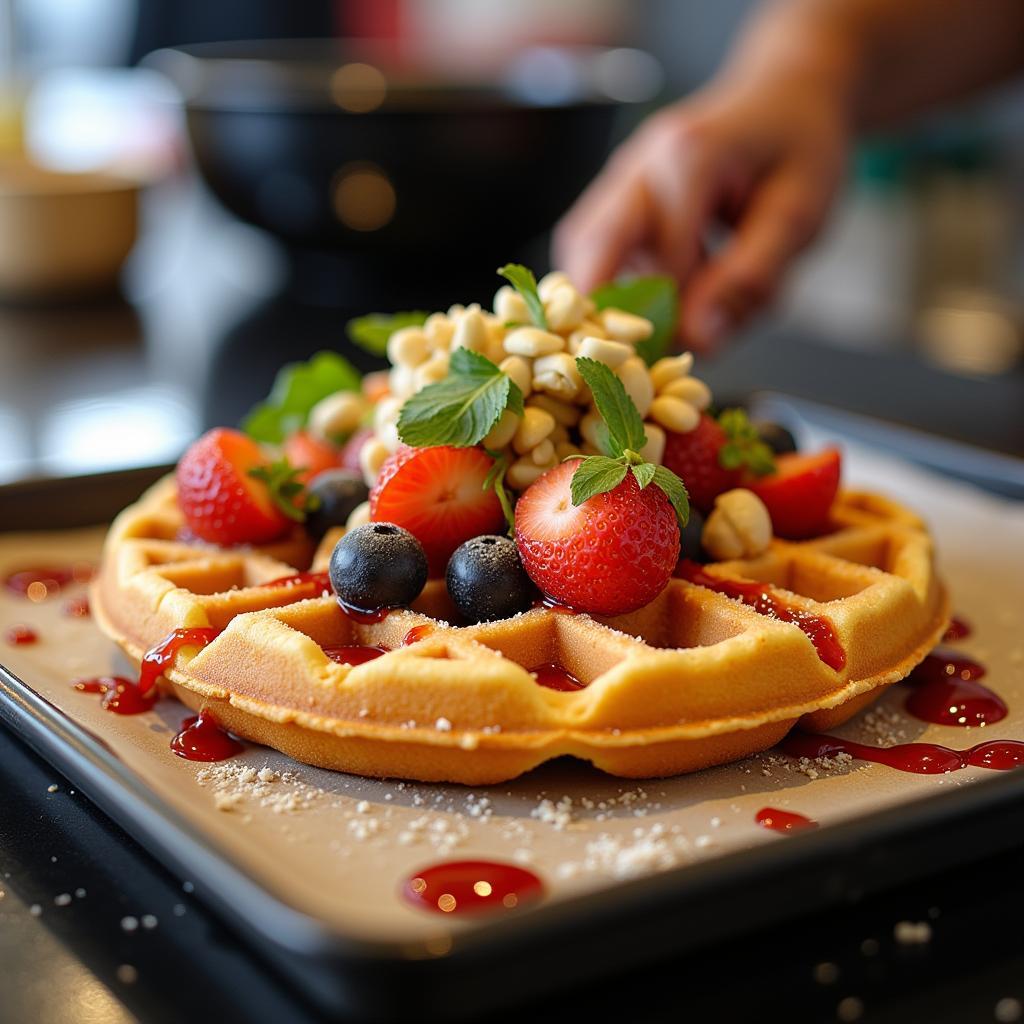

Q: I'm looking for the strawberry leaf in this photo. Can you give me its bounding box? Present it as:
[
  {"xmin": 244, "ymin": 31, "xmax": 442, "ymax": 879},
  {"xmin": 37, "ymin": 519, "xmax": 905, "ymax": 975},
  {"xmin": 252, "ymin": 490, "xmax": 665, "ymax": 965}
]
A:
[
  {"xmin": 497, "ymin": 264, "xmax": 548, "ymax": 330},
  {"xmin": 651, "ymin": 465, "xmax": 690, "ymax": 527},
  {"xmin": 398, "ymin": 348, "xmax": 523, "ymax": 448},
  {"xmin": 575, "ymin": 357, "xmax": 647, "ymax": 457},
  {"xmin": 346, "ymin": 311, "xmax": 429, "ymax": 356},
  {"xmin": 247, "ymin": 459, "xmax": 309, "ymax": 523},
  {"xmin": 717, "ymin": 408, "xmax": 776, "ymax": 476},
  {"xmin": 570, "ymin": 456, "xmax": 628, "ymax": 507},
  {"xmin": 591, "ymin": 275, "xmax": 677, "ymax": 365}
]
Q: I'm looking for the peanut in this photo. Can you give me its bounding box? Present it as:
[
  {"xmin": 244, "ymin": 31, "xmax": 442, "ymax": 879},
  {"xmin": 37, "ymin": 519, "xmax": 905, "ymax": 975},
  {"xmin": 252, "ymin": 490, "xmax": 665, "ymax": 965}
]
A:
[
  {"xmin": 503, "ymin": 326, "xmax": 565, "ymax": 358},
  {"xmin": 601, "ymin": 308, "xmax": 653, "ymax": 344},
  {"xmin": 513, "ymin": 406, "xmax": 556, "ymax": 454},
  {"xmin": 498, "ymin": 355, "xmax": 533, "ymax": 398},
  {"xmin": 528, "ymin": 393, "xmax": 581, "ymax": 427},
  {"xmin": 308, "ymin": 391, "xmax": 365, "ymax": 440},
  {"xmin": 482, "ymin": 408, "xmax": 519, "ymax": 449},
  {"xmin": 531, "ymin": 438, "xmax": 555, "ymax": 466},
  {"xmin": 660, "ymin": 375, "xmax": 711, "ymax": 409},
  {"xmin": 346, "ymin": 501, "xmax": 371, "ymax": 531},
  {"xmin": 649, "ymin": 353, "xmax": 694, "ymax": 391},
  {"xmin": 544, "ymin": 282, "xmax": 586, "ymax": 332},
  {"xmin": 649, "ymin": 395, "xmax": 700, "ymax": 434},
  {"xmin": 615, "ymin": 357, "xmax": 655, "ymax": 418},
  {"xmin": 359, "ymin": 438, "xmax": 390, "ymax": 486},
  {"xmin": 639, "ymin": 423, "xmax": 666, "ymax": 465},
  {"xmin": 386, "ymin": 326, "xmax": 430, "ymax": 368},
  {"xmin": 506, "ymin": 456, "xmax": 550, "ymax": 491},
  {"xmin": 493, "ymin": 285, "xmax": 530, "ymax": 325},
  {"xmin": 701, "ymin": 489, "xmax": 773, "ymax": 560},
  {"xmin": 537, "ymin": 270, "xmax": 572, "ymax": 301},
  {"xmin": 450, "ymin": 307, "xmax": 489, "ymax": 354},
  {"xmin": 413, "ymin": 354, "xmax": 450, "ymax": 389},
  {"xmin": 577, "ymin": 335, "xmax": 633, "ymax": 369},
  {"xmin": 423, "ymin": 312, "xmax": 454, "ymax": 349},
  {"xmin": 532, "ymin": 352, "xmax": 582, "ymax": 401}
]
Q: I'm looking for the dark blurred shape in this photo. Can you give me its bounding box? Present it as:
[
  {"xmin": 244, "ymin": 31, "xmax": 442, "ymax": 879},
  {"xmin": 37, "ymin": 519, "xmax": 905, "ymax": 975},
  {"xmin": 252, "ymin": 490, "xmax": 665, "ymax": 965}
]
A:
[{"xmin": 144, "ymin": 40, "xmax": 657, "ymax": 305}]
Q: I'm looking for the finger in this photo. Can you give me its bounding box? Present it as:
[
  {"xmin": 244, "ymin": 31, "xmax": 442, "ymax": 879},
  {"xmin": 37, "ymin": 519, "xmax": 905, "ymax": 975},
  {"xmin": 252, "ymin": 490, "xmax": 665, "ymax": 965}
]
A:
[
  {"xmin": 553, "ymin": 159, "xmax": 651, "ymax": 292},
  {"xmin": 680, "ymin": 164, "xmax": 833, "ymax": 349}
]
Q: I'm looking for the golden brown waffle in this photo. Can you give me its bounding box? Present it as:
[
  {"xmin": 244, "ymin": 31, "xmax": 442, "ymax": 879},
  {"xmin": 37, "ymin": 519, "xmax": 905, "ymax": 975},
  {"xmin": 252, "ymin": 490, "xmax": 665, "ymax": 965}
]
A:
[{"xmin": 92, "ymin": 476, "xmax": 948, "ymax": 784}]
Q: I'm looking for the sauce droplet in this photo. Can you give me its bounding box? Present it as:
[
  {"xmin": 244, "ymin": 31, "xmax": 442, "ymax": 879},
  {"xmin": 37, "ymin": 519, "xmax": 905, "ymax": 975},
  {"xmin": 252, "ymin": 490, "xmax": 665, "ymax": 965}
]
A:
[
  {"xmin": 62, "ymin": 595, "xmax": 90, "ymax": 618},
  {"xmin": 943, "ymin": 617, "xmax": 972, "ymax": 642},
  {"xmin": 904, "ymin": 653, "xmax": 1004, "ymax": 727},
  {"xmin": 531, "ymin": 663, "xmax": 586, "ymax": 692},
  {"xmin": 6, "ymin": 566, "xmax": 75, "ymax": 600},
  {"xmin": 6, "ymin": 624, "xmax": 38, "ymax": 645},
  {"xmin": 402, "ymin": 860, "xmax": 544, "ymax": 916},
  {"xmin": 262, "ymin": 571, "xmax": 332, "ymax": 598},
  {"xmin": 533, "ymin": 598, "xmax": 579, "ymax": 616},
  {"xmin": 73, "ymin": 676, "xmax": 157, "ymax": 715},
  {"xmin": 339, "ymin": 600, "xmax": 392, "ymax": 624},
  {"xmin": 780, "ymin": 731, "xmax": 1024, "ymax": 774},
  {"xmin": 171, "ymin": 711, "xmax": 244, "ymax": 762},
  {"xmin": 402, "ymin": 625, "xmax": 433, "ymax": 646},
  {"xmin": 677, "ymin": 560, "xmax": 846, "ymax": 670},
  {"xmin": 139, "ymin": 627, "xmax": 220, "ymax": 696},
  {"xmin": 756, "ymin": 807, "xmax": 818, "ymax": 833},
  {"xmin": 322, "ymin": 644, "xmax": 387, "ymax": 666}
]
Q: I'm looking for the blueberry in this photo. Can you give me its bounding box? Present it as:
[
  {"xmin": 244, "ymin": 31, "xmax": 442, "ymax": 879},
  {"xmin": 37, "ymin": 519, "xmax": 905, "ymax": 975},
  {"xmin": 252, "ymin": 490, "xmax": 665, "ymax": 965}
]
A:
[
  {"xmin": 329, "ymin": 522, "xmax": 427, "ymax": 612},
  {"xmin": 679, "ymin": 507, "xmax": 708, "ymax": 562},
  {"xmin": 304, "ymin": 470, "xmax": 370, "ymax": 542},
  {"xmin": 753, "ymin": 420, "xmax": 798, "ymax": 455},
  {"xmin": 446, "ymin": 535, "xmax": 537, "ymax": 623}
]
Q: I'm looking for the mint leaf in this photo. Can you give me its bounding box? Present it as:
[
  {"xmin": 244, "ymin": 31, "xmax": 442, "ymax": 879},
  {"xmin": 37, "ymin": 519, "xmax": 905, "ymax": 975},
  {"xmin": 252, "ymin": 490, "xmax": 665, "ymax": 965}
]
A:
[
  {"xmin": 242, "ymin": 351, "xmax": 361, "ymax": 443},
  {"xmin": 717, "ymin": 408, "xmax": 776, "ymax": 476},
  {"xmin": 652, "ymin": 465, "xmax": 690, "ymax": 526},
  {"xmin": 631, "ymin": 461, "xmax": 656, "ymax": 490},
  {"xmin": 575, "ymin": 357, "xmax": 646, "ymax": 456},
  {"xmin": 591, "ymin": 275, "xmax": 677, "ymax": 365},
  {"xmin": 497, "ymin": 264, "xmax": 548, "ymax": 330},
  {"xmin": 398, "ymin": 348, "xmax": 523, "ymax": 448},
  {"xmin": 570, "ymin": 456, "xmax": 628, "ymax": 507},
  {"xmin": 347, "ymin": 311, "xmax": 428, "ymax": 356},
  {"xmin": 247, "ymin": 459, "xmax": 309, "ymax": 523}
]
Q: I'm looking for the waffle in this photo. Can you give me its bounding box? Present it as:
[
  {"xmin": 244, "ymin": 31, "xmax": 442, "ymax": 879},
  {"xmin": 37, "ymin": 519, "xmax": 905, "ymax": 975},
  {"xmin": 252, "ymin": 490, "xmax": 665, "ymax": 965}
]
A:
[{"xmin": 92, "ymin": 476, "xmax": 948, "ymax": 784}]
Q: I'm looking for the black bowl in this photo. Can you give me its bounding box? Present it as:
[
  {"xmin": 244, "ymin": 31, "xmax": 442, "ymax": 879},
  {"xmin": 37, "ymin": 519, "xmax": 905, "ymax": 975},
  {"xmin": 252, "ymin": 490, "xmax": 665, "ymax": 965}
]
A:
[{"xmin": 146, "ymin": 40, "xmax": 660, "ymax": 259}]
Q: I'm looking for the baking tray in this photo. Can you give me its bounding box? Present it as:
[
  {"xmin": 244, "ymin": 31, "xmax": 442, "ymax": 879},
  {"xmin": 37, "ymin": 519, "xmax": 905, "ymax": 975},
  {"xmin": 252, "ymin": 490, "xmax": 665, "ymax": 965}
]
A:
[{"xmin": 2, "ymin": 424, "xmax": 1023, "ymax": 1022}]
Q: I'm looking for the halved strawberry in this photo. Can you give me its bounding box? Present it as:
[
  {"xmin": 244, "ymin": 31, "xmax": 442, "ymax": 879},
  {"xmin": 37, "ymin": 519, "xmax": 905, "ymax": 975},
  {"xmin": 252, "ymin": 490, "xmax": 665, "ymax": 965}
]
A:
[
  {"xmin": 369, "ymin": 446, "xmax": 505, "ymax": 576},
  {"xmin": 514, "ymin": 460, "xmax": 680, "ymax": 617},
  {"xmin": 176, "ymin": 428, "xmax": 304, "ymax": 546},
  {"xmin": 284, "ymin": 430, "xmax": 343, "ymax": 484},
  {"xmin": 744, "ymin": 448, "xmax": 841, "ymax": 539}
]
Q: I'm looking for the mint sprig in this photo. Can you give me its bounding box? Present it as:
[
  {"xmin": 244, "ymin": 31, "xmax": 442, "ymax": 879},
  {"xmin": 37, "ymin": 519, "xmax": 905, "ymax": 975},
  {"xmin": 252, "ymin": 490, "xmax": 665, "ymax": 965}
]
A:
[
  {"xmin": 717, "ymin": 408, "xmax": 776, "ymax": 476},
  {"xmin": 483, "ymin": 451, "xmax": 516, "ymax": 532},
  {"xmin": 247, "ymin": 459, "xmax": 311, "ymax": 523},
  {"xmin": 397, "ymin": 348, "xmax": 524, "ymax": 448},
  {"xmin": 346, "ymin": 311, "xmax": 429, "ymax": 356},
  {"xmin": 497, "ymin": 263, "xmax": 548, "ymax": 330},
  {"xmin": 568, "ymin": 358, "xmax": 689, "ymax": 526},
  {"xmin": 243, "ymin": 351, "xmax": 361, "ymax": 444}
]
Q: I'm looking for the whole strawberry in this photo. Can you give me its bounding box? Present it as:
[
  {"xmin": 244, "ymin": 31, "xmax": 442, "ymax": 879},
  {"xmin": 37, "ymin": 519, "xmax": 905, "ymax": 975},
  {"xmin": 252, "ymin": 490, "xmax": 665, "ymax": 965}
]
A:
[
  {"xmin": 515, "ymin": 460, "xmax": 681, "ymax": 617},
  {"xmin": 662, "ymin": 410, "xmax": 775, "ymax": 514},
  {"xmin": 177, "ymin": 428, "xmax": 306, "ymax": 546}
]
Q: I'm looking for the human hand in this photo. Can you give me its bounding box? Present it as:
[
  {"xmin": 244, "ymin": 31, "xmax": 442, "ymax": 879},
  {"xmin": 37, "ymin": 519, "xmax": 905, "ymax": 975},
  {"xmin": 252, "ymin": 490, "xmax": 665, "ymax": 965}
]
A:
[{"xmin": 554, "ymin": 73, "xmax": 850, "ymax": 351}]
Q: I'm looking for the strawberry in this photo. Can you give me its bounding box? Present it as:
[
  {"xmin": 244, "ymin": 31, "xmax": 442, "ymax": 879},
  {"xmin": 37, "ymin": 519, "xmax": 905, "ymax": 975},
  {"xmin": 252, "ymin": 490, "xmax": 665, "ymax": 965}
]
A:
[
  {"xmin": 283, "ymin": 430, "xmax": 342, "ymax": 484},
  {"xmin": 177, "ymin": 428, "xmax": 305, "ymax": 546},
  {"xmin": 369, "ymin": 445, "xmax": 505, "ymax": 576},
  {"xmin": 744, "ymin": 448, "xmax": 841, "ymax": 539},
  {"xmin": 661, "ymin": 414, "xmax": 740, "ymax": 514},
  {"xmin": 339, "ymin": 426, "xmax": 375, "ymax": 474},
  {"xmin": 514, "ymin": 460, "xmax": 680, "ymax": 617}
]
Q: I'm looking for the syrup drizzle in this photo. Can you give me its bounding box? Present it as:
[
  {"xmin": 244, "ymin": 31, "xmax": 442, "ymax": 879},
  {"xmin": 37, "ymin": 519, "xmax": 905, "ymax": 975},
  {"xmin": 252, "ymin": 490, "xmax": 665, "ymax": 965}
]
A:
[
  {"xmin": 171, "ymin": 711, "xmax": 244, "ymax": 762},
  {"xmin": 904, "ymin": 653, "xmax": 1005, "ymax": 727},
  {"xmin": 756, "ymin": 807, "xmax": 818, "ymax": 833},
  {"xmin": 677, "ymin": 560, "xmax": 845, "ymax": 670},
  {"xmin": 6, "ymin": 624, "xmax": 38, "ymax": 646},
  {"xmin": 531, "ymin": 663, "xmax": 586, "ymax": 692},
  {"xmin": 402, "ymin": 625, "xmax": 433, "ymax": 646},
  {"xmin": 780, "ymin": 731, "xmax": 1024, "ymax": 774},
  {"xmin": 943, "ymin": 617, "xmax": 972, "ymax": 642},
  {"xmin": 322, "ymin": 645, "xmax": 387, "ymax": 666},
  {"xmin": 402, "ymin": 860, "xmax": 544, "ymax": 915}
]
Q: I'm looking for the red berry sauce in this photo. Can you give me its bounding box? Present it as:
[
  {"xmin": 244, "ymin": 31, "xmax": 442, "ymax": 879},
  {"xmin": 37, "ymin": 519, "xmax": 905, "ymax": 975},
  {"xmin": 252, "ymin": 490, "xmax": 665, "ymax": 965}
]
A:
[
  {"xmin": 5, "ymin": 564, "xmax": 91, "ymax": 600},
  {"xmin": 533, "ymin": 598, "xmax": 580, "ymax": 616},
  {"xmin": 339, "ymin": 600, "xmax": 392, "ymax": 624},
  {"xmin": 780, "ymin": 731, "xmax": 1024, "ymax": 774},
  {"xmin": 756, "ymin": 807, "xmax": 818, "ymax": 833},
  {"xmin": 262, "ymin": 571, "xmax": 332, "ymax": 599},
  {"xmin": 943, "ymin": 617, "xmax": 972, "ymax": 642},
  {"xmin": 402, "ymin": 625, "xmax": 433, "ymax": 646},
  {"xmin": 63, "ymin": 595, "xmax": 90, "ymax": 618},
  {"xmin": 904, "ymin": 653, "xmax": 1005, "ymax": 727},
  {"xmin": 171, "ymin": 710, "xmax": 244, "ymax": 762},
  {"xmin": 73, "ymin": 676, "xmax": 157, "ymax": 715},
  {"xmin": 323, "ymin": 644, "xmax": 387, "ymax": 666},
  {"xmin": 676, "ymin": 560, "xmax": 846, "ymax": 670},
  {"xmin": 532, "ymin": 663, "xmax": 586, "ymax": 692},
  {"xmin": 139, "ymin": 627, "xmax": 221, "ymax": 696},
  {"xmin": 402, "ymin": 860, "xmax": 544, "ymax": 915},
  {"xmin": 6, "ymin": 624, "xmax": 38, "ymax": 646}
]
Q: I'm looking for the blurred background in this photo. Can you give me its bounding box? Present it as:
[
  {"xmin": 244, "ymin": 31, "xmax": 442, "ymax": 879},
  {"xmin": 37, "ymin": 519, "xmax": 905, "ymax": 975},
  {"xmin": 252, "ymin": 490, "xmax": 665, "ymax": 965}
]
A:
[{"xmin": 0, "ymin": 0, "xmax": 1021, "ymax": 485}]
